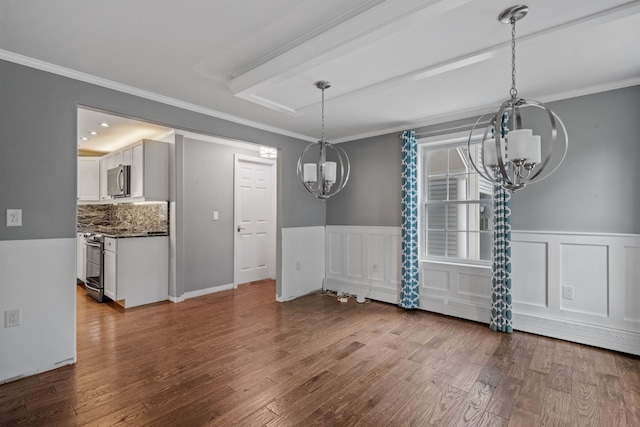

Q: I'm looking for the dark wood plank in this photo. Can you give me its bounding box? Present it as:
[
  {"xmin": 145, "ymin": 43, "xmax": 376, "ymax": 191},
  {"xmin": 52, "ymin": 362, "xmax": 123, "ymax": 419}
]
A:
[
  {"xmin": 624, "ymin": 390, "xmax": 640, "ymax": 427},
  {"xmin": 548, "ymin": 362, "xmax": 573, "ymax": 394},
  {"xmin": 596, "ymin": 372, "xmax": 627, "ymax": 427},
  {"xmin": 571, "ymin": 381, "xmax": 599, "ymax": 427},
  {"xmin": 552, "ymin": 340, "xmax": 575, "ymax": 367},
  {"xmin": 530, "ymin": 344, "xmax": 554, "ymax": 374},
  {"xmin": 422, "ymin": 384, "xmax": 467, "ymax": 426},
  {"xmin": 486, "ymin": 375, "xmax": 524, "ymax": 419},
  {"xmin": 514, "ymin": 370, "xmax": 548, "ymax": 415},
  {"xmin": 451, "ymin": 381, "xmax": 494, "ymax": 426},
  {"xmin": 541, "ymin": 388, "xmax": 572, "ymax": 427},
  {"xmin": 508, "ymin": 406, "xmax": 541, "ymax": 427}
]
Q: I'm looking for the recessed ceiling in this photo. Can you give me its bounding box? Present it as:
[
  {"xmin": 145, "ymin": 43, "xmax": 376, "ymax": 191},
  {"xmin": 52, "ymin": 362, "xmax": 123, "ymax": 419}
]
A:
[
  {"xmin": 77, "ymin": 108, "xmax": 173, "ymax": 155},
  {"xmin": 2, "ymin": 0, "xmax": 639, "ymax": 144}
]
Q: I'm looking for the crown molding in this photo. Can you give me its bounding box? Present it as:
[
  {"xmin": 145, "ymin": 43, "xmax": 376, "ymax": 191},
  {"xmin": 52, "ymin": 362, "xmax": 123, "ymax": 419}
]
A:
[{"xmin": 0, "ymin": 49, "xmax": 317, "ymax": 143}]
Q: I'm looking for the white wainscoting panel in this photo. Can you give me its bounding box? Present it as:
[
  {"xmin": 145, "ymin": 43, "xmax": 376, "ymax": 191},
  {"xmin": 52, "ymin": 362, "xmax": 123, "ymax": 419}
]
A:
[
  {"xmin": 328, "ymin": 231, "xmax": 344, "ymax": 276},
  {"xmin": 1, "ymin": 238, "xmax": 77, "ymax": 384},
  {"xmin": 559, "ymin": 243, "xmax": 609, "ymax": 317},
  {"xmin": 511, "ymin": 241, "xmax": 547, "ymax": 307},
  {"xmin": 420, "ymin": 262, "xmax": 492, "ymax": 323},
  {"xmin": 625, "ymin": 246, "xmax": 640, "ymax": 322},
  {"xmin": 347, "ymin": 233, "xmax": 364, "ymax": 278},
  {"xmin": 279, "ymin": 226, "xmax": 325, "ymax": 302},
  {"xmin": 325, "ymin": 226, "xmax": 400, "ymax": 304},
  {"xmin": 512, "ymin": 231, "xmax": 640, "ymax": 355}
]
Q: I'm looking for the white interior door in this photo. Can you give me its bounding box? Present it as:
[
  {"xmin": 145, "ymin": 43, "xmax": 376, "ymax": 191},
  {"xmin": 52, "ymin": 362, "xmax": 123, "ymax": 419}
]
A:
[{"xmin": 234, "ymin": 154, "xmax": 276, "ymax": 286}]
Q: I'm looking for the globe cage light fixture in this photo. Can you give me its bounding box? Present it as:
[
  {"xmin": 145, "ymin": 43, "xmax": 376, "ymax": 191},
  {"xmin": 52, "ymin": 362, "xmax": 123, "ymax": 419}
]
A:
[
  {"xmin": 468, "ymin": 5, "xmax": 568, "ymax": 192},
  {"xmin": 297, "ymin": 81, "xmax": 350, "ymax": 200}
]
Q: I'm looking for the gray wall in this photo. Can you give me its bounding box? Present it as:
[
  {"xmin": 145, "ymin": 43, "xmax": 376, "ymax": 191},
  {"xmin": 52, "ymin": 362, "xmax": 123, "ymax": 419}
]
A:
[
  {"xmin": 326, "ymin": 133, "xmax": 402, "ymax": 226},
  {"xmin": 510, "ymin": 86, "xmax": 640, "ymax": 233},
  {"xmin": 0, "ymin": 59, "xmax": 323, "ymax": 243},
  {"xmin": 180, "ymin": 138, "xmax": 259, "ymax": 292},
  {"xmin": 327, "ymin": 85, "xmax": 640, "ymax": 234}
]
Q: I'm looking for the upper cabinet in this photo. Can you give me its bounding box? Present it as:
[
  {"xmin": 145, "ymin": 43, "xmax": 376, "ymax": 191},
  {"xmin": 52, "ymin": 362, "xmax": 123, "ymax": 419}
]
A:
[
  {"xmin": 77, "ymin": 157, "xmax": 100, "ymax": 201},
  {"xmin": 80, "ymin": 139, "xmax": 169, "ymax": 204},
  {"xmin": 101, "ymin": 139, "xmax": 169, "ymax": 202}
]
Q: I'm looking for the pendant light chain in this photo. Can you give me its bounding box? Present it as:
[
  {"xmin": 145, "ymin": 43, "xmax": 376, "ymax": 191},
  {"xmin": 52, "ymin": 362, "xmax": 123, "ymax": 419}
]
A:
[
  {"xmin": 510, "ymin": 18, "xmax": 518, "ymax": 99},
  {"xmin": 321, "ymin": 85, "xmax": 325, "ymax": 141}
]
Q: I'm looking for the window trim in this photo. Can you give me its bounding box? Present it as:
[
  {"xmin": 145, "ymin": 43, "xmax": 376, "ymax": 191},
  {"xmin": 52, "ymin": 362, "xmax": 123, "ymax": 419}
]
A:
[{"xmin": 418, "ymin": 131, "xmax": 493, "ymax": 267}]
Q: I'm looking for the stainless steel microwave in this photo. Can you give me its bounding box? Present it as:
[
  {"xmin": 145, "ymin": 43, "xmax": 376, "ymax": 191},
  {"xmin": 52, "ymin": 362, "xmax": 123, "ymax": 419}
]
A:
[{"xmin": 107, "ymin": 165, "xmax": 131, "ymax": 197}]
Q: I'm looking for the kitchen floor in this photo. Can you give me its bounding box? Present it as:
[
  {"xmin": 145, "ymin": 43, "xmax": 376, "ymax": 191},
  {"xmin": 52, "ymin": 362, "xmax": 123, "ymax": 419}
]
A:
[{"xmin": 0, "ymin": 282, "xmax": 639, "ymax": 426}]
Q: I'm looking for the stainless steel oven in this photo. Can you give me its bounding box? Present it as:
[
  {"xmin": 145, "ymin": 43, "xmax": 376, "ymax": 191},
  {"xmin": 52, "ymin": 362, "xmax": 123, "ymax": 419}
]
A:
[{"xmin": 85, "ymin": 234, "xmax": 104, "ymax": 302}]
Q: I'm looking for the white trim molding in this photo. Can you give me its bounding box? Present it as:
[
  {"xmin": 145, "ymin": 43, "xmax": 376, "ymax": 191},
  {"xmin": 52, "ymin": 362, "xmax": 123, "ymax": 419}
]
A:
[{"xmin": 181, "ymin": 283, "xmax": 235, "ymax": 301}]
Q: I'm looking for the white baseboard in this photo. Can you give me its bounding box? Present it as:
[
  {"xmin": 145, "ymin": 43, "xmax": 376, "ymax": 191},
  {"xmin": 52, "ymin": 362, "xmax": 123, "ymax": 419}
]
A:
[
  {"xmin": 171, "ymin": 283, "xmax": 234, "ymax": 302},
  {"xmin": 324, "ymin": 278, "xmax": 397, "ymax": 305},
  {"xmin": 276, "ymin": 288, "xmax": 323, "ymax": 302},
  {"xmin": 514, "ymin": 312, "xmax": 640, "ymax": 356}
]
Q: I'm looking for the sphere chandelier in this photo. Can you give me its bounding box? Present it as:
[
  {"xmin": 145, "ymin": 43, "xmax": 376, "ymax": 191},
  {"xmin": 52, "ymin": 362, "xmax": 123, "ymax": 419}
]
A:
[
  {"xmin": 297, "ymin": 81, "xmax": 350, "ymax": 200},
  {"xmin": 468, "ymin": 5, "xmax": 568, "ymax": 192}
]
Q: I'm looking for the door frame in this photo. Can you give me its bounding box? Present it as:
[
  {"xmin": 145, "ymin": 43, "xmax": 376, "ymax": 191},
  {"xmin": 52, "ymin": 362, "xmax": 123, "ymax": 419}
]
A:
[{"xmin": 233, "ymin": 153, "xmax": 277, "ymax": 288}]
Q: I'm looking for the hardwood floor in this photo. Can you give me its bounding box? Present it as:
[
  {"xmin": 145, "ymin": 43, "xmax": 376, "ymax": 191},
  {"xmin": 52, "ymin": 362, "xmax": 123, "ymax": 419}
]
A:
[{"xmin": 1, "ymin": 281, "xmax": 639, "ymax": 426}]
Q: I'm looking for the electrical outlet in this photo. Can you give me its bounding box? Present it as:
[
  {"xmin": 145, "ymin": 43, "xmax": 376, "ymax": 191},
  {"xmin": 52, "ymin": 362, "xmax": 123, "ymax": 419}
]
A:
[
  {"xmin": 372, "ymin": 263, "xmax": 379, "ymax": 273},
  {"xmin": 213, "ymin": 211, "xmax": 219, "ymax": 221},
  {"xmin": 562, "ymin": 286, "xmax": 574, "ymax": 300},
  {"xmin": 6, "ymin": 209, "xmax": 22, "ymax": 227},
  {"xmin": 5, "ymin": 309, "xmax": 20, "ymax": 327}
]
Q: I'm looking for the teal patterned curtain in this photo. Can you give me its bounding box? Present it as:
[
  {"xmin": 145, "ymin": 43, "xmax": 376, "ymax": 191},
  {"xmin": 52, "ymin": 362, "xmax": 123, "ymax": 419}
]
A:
[
  {"xmin": 400, "ymin": 130, "xmax": 419, "ymax": 309},
  {"xmin": 490, "ymin": 114, "xmax": 513, "ymax": 333}
]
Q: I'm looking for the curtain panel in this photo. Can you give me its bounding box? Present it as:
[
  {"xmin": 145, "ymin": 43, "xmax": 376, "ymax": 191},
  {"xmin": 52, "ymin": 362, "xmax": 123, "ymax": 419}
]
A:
[
  {"xmin": 399, "ymin": 130, "xmax": 420, "ymax": 309},
  {"xmin": 490, "ymin": 114, "xmax": 513, "ymax": 333}
]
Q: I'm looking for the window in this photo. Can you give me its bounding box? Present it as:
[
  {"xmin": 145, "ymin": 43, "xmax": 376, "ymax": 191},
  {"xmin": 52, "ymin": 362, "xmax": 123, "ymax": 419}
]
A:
[{"xmin": 421, "ymin": 140, "xmax": 493, "ymax": 263}]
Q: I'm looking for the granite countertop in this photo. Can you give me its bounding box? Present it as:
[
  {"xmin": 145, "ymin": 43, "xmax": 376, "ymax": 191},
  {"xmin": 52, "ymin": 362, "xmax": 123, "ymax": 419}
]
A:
[{"xmin": 102, "ymin": 231, "xmax": 169, "ymax": 238}]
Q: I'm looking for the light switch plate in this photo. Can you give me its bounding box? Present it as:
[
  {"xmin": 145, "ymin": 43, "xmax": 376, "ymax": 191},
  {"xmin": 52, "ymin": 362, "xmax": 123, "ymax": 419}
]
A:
[
  {"xmin": 213, "ymin": 211, "xmax": 219, "ymax": 221},
  {"xmin": 6, "ymin": 209, "xmax": 22, "ymax": 227}
]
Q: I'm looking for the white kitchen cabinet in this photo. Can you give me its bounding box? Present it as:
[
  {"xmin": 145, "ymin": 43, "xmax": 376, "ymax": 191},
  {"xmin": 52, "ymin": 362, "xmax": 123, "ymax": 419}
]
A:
[
  {"xmin": 130, "ymin": 142, "xmax": 144, "ymax": 198},
  {"xmin": 103, "ymin": 246, "xmax": 117, "ymax": 300},
  {"xmin": 114, "ymin": 150, "xmax": 123, "ymax": 167},
  {"xmin": 105, "ymin": 153, "xmax": 116, "ymax": 170},
  {"xmin": 100, "ymin": 139, "xmax": 168, "ymax": 202},
  {"xmin": 122, "ymin": 147, "xmax": 131, "ymax": 166},
  {"xmin": 77, "ymin": 157, "xmax": 100, "ymax": 201},
  {"xmin": 99, "ymin": 158, "xmax": 108, "ymax": 200},
  {"xmin": 76, "ymin": 233, "xmax": 86, "ymax": 282},
  {"xmin": 129, "ymin": 140, "xmax": 168, "ymax": 201},
  {"xmin": 103, "ymin": 236, "xmax": 168, "ymax": 308}
]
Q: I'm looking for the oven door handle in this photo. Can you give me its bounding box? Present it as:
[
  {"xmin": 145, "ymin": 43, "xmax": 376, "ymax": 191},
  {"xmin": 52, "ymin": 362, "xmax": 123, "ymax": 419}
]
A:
[{"xmin": 85, "ymin": 282, "xmax": 102, "ymax": 293}]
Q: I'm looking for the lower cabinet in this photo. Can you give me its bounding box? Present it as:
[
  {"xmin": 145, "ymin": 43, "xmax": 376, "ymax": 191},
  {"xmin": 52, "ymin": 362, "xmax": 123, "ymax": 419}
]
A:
[
  {"xmin": 76, "ymin": 234, "xmax": 86, "ymax": 282},
  {"xmin": 103, "ymin": 236, "xmax": 168, "ymax": 308},
  {"xmin": 104, "ymin": 248, "xmax": 117, "ymax": 300}
]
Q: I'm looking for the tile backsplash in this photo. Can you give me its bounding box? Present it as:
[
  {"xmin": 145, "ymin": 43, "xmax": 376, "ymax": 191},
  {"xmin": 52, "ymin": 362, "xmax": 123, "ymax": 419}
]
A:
[{"xmin": 78, "ymin": 202, "xmax": 169, "ymax": 234}]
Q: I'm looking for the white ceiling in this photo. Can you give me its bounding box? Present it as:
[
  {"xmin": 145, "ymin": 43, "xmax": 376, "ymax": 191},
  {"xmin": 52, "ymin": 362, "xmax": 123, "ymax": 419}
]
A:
[{"xmin": 2, "ymin": 0, "xmax": 639, "ymax": 149}]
